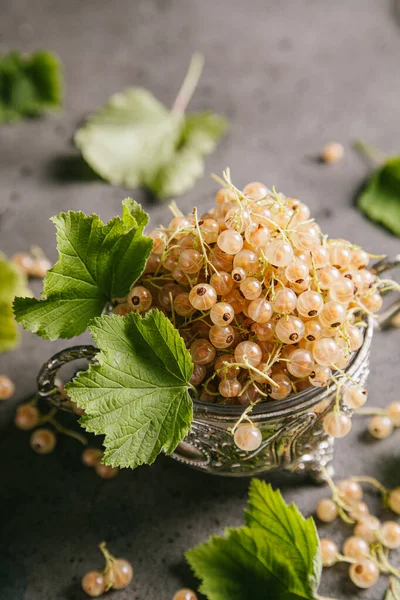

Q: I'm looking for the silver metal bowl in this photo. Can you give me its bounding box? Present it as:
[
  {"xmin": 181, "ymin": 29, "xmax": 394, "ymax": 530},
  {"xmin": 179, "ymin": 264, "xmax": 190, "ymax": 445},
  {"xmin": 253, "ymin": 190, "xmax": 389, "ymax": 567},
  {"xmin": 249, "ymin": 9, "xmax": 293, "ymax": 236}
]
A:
[{"xmin": 36, "ymin": 255, "xmax": 399, "ymax": 482}]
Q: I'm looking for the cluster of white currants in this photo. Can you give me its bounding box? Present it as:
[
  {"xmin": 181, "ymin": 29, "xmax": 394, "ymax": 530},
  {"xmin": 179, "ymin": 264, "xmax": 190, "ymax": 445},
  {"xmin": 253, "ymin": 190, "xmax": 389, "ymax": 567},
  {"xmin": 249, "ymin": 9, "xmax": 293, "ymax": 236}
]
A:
[
  {"xmin": 358, "ymin": 400, "xmax": 400, "ymax": 440},
  {"xmin": 81, "ymin": 542, "xmax": 133, "ymax": 597},
  {"xmin": 0, "ymin": 374, "xmax": 15, "ymax": 400},
  {"xmin": 317, "ymin": 475, "xmax": 400, "ymax": 589},
  {"xmin": 12, "ymin": 250, "xmax": 51, "ymax": 278},
  {"xmin": 115, "ymin": 176, "xmax": 383, "ymax": 410},
  {"xmin": 110, "ymin": 174, "xmax": 390, "ymax": 450},
  {"xmin": 12, "ymin": 379, "xmax": 119, "ymax": 478}
]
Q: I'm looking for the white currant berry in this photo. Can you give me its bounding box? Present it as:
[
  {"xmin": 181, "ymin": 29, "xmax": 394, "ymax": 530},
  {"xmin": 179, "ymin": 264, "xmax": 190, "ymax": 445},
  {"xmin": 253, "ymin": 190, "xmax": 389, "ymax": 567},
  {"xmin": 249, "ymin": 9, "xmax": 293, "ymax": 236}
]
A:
[
  {"xmin": 386, "ymin": 402, "xmax": 400, "ymax": 426},
  {"xmin": 312, "ymin": 338, "xmax": 339, "ymax": 366},
  {"xmin": 243, "ymin": 181, "xmax": 270, "ymax": 200},
  {"xmin": 81, "ymin": 571, "xmax": 105, "ymax": 597},
  {"xmin": 337, "ymin": 479, "xmax": 363, "ymax": 503},
  {"xmin": 29, "ymin": 257, "xmax": 52, "ymax": 278},
  {"xmin": 351, "ymin": 248, "xmax": 370, "ymax": 269},
  {"xmin": 14, "ymin": 404, "xmax": 39, "ymax": 430},
  {"xmin": 291, "ymin": 222, "xmax": 320, "ymax": 252},
  {"xmin": 342, "ymin": 536, "xmax": 369, "ymax": 560},
  {"xmin": 95, "ymin": 463, "xmax": 119, "ymax": 479},
  {"xmin": 217, "ymin": 229, "xmax": 243, "ymax": 254},
  {"xmin": 272, "ymin": 288, "xmax": 297, "ymax": 314},
  {"xmin": 304, "ymin": 320, "xmax": 322, "ymax": 342},
  {"xmin": 316, "ymin": 498, "xmax": 338, "ymax": 523},
  {"xmin": 234, "ymin": 423, "xmax": 262, "ymax": 451},
  {"xmin": 199, "ymin": 219, "xmax": 219, "ymax": 244},
  {"xmin": 349, "ymin": 560, "xmax": 379, "ymax": 589},
  {"xmin": 234, "ymin": 341, "xmax": 263, "ymax": 367},
  {"xmin": 210, "ymin": 271, "xmax": 234, "ymax": 296},
  {"xmin": 354, "ymin": 516, "xmax": 380, "ymax": 543},
  {"xmin": 265, "ymin": 239, "xmax": 294, "ymax": 267},
  {"xmin": 240, "ymin": 277, "xmax": 262, "ymax": 300},
  {"xmin": 190, "ymin": 363, "xmax": 207, "ymax": 386},
  {"xmin": 209, "ymin": 325, "xmax": 235, "ymax": 349},
  {"xmin": 348, "ymin": 501, "xmax": 369, "ymax": 521},
  {"xmin": 178, "ymin": 249, "xmax": 203, "ymax": 274},
  {"xmin": 12, "ymin": 252, "xmax": 34, "ymax": 274},
  {"xmin": 296, "ymin": 290, "xmax": 323, "ymax": 317},
  {"xmin": 173, "ymin": 589, "xmax": 198, "ymax": 600},
  {"xmin": 323, "ymin": 411, "xmax": 352, "ymax": 438},
  {"xmin": 321, "ymin": 142, "xmax": 344, "ymax": 164},
  {"xmin": 210, "ymin": 302, "xmax": 235, "ymax": 326},
  {"xmin": 128, "ymin": 286, "xmax": 152, "ymax": 312},
  {"xmin": 329, "ymin": 277, "xmax": 355, "ymax": 304},
  {"xmin": 389, "ymin": 488, "xmax": 400, "ymax": 514},
  {"xmin": 189, "ymin": 284, "xmax": 217, "ymax": 310},
  {"xmin": 82, "ymin": 448, "xmax": 103, "ymax": 467},
  {"xmin": 320, "ymin": 538, "xmax": 338, "ymax": 567},
  {"xmin": 329, "ymin": 245, "xmax": 351, "ymax": 270},
  {"xmin": 342, "ymin": 386, "xmax": 367, "ymax": 409},
  {"xmin": 219, "ymin": 378, "xmax": 242, "ymax": 398},
  {"xmin": 104, "ymin": 559, "xmax": 133, "ymax": 590},
  {"xmin": 0, "ymin": 375, "xmax": 15, "ymax": 400},
  {"xmin": 309, "ymin": 365, "xmax": 331, "ymax": 387},
  {"xmin": 361, "ymin": 292, "xmax": 383, "ymax": 313},
  {"xmin": 368, "ymin": 415, "xmax": 393, "ymax": 439},
  {"xmin": 214, "ymin": 355, "xmax": 240, "ymax": 379},
  {"xmin": 148, "ymin": 229, "xmax": 168, "ymax": 254},
  {"xmin": 233, "ymin": 249, "xmax": 258, "ymax": 274},
  {"xmin": 190, "ymin": 340, "xmax": 216, "ymax": 365},
  {"xmin": 275, "ymin": 316, "xmax": 305, "ymax": 344},
  {"xmin": 174, "ymin": 293, "xmax": 196, "ymax": 317},
  {"xmin": 287, "ymin": 349, "xmax": 314, "ymax": 378},
  {"xmin": 285, "ymin": 258, "xmax": 309, "ymax": 284},
  {"xmin": 30, "ymin": 428, "xmax": 56, "ymax": 454},
  {"xmin": 380, "ymin": 521, "xmax": 400, "ymax": 549},
  {"xmin": 269, "ymin": 373, "xmax": 292, "ymax": 400},
  {"xmin": 247, "ymin": 298, "xmax": 272, "ymax": 323},
  {"xmin": 319, "ymin": 301, "xmax": 347, "ymax": 328}
]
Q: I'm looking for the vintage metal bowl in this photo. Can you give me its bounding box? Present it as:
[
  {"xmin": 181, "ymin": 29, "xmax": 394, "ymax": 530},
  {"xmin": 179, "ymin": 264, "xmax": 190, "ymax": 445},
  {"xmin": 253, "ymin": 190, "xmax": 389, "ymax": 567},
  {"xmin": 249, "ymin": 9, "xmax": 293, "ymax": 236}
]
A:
[{"xmin": 36, "ymin": 256, "xmax": 399, "ymax": 482}]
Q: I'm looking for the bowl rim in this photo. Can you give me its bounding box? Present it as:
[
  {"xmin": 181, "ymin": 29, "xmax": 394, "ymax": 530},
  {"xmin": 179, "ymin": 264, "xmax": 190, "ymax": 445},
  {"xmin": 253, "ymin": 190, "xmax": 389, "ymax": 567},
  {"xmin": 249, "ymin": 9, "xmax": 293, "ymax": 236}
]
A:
[{"xmin": 192, "ymin": 315, "xmax": 373, "ymax": 420}]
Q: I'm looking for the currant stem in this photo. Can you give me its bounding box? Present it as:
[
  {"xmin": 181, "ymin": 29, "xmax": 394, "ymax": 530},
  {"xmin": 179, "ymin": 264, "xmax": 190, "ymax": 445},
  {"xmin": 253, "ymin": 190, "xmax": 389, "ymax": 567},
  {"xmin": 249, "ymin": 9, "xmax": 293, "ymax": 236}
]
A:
[
  {"xmin": 349, "ymin": 476, "xmax": 388, "ymax": 496},
  {"xmin": 353, "ymin": 140, "xmax": 388, "ymax": 166},
  {"xmin": 172, "ymin": 53, "xmax": 204, "ymax": 113},
  {"xmin": 48, "ymin": 417, "xmax": 88, "ymax": 445},
  {"xmin": 355, "ymin": 407, "xmax": 387, "ymax": 416}
]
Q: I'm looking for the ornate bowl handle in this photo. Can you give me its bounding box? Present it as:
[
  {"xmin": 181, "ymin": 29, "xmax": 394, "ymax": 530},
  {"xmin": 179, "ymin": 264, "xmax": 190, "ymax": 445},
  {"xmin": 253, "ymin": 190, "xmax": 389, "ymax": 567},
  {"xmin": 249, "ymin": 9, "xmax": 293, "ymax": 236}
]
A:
[
  {"xmin": 37, "ymin": 345, "xmax": 98, "ymax": 408},
  {"xmin": 371, "ymin": 254, "xmax": 400, "ymax": 328}
]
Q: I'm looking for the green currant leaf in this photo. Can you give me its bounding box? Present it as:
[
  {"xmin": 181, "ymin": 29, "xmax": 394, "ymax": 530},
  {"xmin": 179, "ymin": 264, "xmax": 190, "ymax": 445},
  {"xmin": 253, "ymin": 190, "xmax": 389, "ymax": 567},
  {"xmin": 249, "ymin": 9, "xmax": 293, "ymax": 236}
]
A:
[
  {"xmin": 245, "ymin": 479, "xmax": 322, "ymax": 596},
  {"xmin": 386, "ymin": 578, "xmax": 400, "ymax": 600},
  {"xmin": 357, "ymin": 157, "xmax": 400, "ymax": 236},
  {"xmin": 147, "ymin": 111, "xmax": 228, "ymax": 200},
  {"xmin": 65, "ymin": 310, "xmax": 194, "ymax": 469},
  {"xmin": 0, "ymin": 50, "xmax": 62, "ymax": 123},
  {"xmin": 186, "ymin": 480, "xmax": 321, "ymax": 600},
  {"xmin": 0, "ymin": 252, "xmax": 30, "ymax": 352},
  {"xmin": 74, "ymin": 60, "xmax": 227, "ymax": 200},
  {"xmin": 13, "ymin": 199, "xmax": 153, "ymax": 340}
]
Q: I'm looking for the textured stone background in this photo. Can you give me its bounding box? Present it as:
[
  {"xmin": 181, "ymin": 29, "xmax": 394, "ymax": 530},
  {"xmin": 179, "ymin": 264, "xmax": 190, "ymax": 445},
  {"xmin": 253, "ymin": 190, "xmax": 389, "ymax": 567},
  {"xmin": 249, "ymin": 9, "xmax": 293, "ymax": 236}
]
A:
[{"xmin": 0, "ymin": 0, "xmax": 400, "ymax": 598}]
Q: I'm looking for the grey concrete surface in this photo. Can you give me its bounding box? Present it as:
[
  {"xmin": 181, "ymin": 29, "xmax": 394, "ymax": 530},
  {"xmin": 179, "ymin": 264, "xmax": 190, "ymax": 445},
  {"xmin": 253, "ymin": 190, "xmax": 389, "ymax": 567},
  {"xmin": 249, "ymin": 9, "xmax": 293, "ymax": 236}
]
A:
[{"xmin": 0, "ymin": 0, "xmax": 400, "ymax": 598}]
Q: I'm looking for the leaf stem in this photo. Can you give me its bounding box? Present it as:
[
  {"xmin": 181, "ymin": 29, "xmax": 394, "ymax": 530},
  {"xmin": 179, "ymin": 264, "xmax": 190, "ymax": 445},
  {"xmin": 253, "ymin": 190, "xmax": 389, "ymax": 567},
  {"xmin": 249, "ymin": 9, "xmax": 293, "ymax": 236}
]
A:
[
  {"xmin": 353, "ymin": 140, "xmax": 388, "ymax": 166},
  {"xmin": 172, "ymin": 53, "xmax": 204, "ymax": 113}
]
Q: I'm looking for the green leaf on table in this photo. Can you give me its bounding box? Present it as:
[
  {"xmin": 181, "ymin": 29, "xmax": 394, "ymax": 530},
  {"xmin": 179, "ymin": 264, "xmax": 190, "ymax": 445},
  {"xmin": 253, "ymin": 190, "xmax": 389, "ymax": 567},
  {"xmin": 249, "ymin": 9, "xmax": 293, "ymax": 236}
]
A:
[
  {"xmin": 0, "ymin": 50, "xmax": 63, "ymax": 123},
  {"xmin": 386, "ymin": 578, "xmax": 400, "ymax": 600},
  {"xmin": 65, "ymin": 310, "xmax": 194, "ymax": 469},
  {"xmin": 245, "ymin": 479, "xmax": 322, "ymax": 595},
  {"xmin": 0, "ymin": 252, "xmax": 30, "ymax": 352},
  {"xmin": 356, "ymin": 154, "xmax": 400, "ymax": 236},
  {"xmin": 186, "ymin": 480, "xmax": 321, "ymax": 600},
  {"xmin": 13, "ymin": 199, "xmax": 152, "ymax": 340},
  {"xmin": 74, "ymin": 55, "xmax": 228, "ymax": 199}
]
